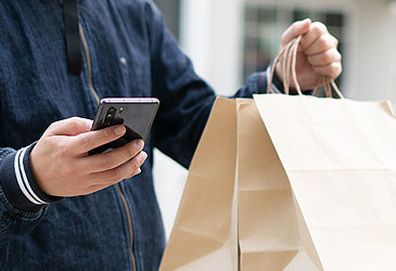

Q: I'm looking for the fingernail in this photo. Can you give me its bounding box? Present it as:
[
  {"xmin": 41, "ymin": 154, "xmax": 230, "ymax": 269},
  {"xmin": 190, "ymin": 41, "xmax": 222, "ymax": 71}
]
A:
[
  {"xmin": 135, "ymin": 139, "xmax": 145, "ymax": 149},
  {"xmin": 140, "ymin": 151, "xmax": 148, "ymax": 162},
  {"xmin": 135, "ymin": 168, "xmax": 142, "ymax": 175},
  {"xmin": 114, "ymin": 126, "xmax": 125, "ymax": 136}
]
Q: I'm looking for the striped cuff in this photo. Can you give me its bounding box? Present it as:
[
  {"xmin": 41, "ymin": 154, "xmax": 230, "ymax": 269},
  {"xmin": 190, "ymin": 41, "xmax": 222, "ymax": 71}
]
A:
[
  {"xmin": 0, "ymin": 144, "xmax": 61, "ymax": 212},
  {"xmin": 14, "ymin": 147, "xmax": 48, "ymax": 205}
]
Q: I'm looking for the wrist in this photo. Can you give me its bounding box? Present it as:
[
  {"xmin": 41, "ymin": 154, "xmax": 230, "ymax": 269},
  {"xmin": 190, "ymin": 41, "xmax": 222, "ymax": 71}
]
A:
[
  {"xmin": 29, "ymin": 144, "xmax": 63, "ymax": 201},
  {"xmin": 0, "ymin": 144, "xmax": 62, "ymax": 213}
]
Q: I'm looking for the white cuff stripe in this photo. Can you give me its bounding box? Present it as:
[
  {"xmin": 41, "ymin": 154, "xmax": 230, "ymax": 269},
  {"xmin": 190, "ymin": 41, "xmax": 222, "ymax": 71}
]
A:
[
  {"xmin": 18, "ymin": 148, "xmax": 47, "ymax": 204},
  {"xmin": 14, "ymin": 149, "xmax": 42, "ymax": 205},
  {"xmin": 14, "ymin": 148, "xmax": 47, "ymax": 205}
]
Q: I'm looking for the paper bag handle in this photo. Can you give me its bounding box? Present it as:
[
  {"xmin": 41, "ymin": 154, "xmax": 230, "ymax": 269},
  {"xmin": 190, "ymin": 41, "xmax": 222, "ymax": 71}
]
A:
[{"xmin": 267, "ymin": 36, "xmax": 344, "ymax": 99}]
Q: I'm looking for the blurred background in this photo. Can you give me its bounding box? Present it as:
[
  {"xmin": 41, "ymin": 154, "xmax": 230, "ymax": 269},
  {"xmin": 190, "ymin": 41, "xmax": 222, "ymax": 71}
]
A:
[{"xmin": 153, "ymin": 0, "xmax": 396, "ymax": 239}]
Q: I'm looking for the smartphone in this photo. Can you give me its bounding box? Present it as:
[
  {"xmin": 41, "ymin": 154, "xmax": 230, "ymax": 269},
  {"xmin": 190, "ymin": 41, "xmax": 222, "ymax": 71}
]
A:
[{"xmin": 89, "ymin": 97, "xmax": 160, "ymax": 155}]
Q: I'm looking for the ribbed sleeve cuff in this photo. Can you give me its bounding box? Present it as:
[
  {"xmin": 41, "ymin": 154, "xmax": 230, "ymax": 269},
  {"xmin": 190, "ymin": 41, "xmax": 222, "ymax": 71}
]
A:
[{"xmin": 0, "ymin": 144, "xmax": 62, "ymax": 213}]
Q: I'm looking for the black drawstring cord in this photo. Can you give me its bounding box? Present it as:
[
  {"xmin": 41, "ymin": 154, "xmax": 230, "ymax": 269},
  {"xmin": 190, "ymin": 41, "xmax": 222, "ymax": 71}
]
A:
[{"xmin": 61, "ymin": 0, "xmax": 82, "ymax": 75}]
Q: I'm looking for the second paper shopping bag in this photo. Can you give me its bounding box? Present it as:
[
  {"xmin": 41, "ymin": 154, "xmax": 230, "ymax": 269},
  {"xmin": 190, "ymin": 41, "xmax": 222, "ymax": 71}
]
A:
[{"xmin": 254, "ymin": 94, "xmax": 396, "ymax": 271}]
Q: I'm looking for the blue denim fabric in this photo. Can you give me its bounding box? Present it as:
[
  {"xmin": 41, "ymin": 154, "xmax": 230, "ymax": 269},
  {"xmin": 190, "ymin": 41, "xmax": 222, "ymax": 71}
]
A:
[{"xmin": 0, "ymin": 0, "xmax": 270, "ymax": 270}]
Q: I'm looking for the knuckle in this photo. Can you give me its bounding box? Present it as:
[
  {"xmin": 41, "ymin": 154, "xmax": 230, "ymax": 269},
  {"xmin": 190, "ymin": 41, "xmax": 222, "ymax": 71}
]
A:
[
  {"xmin": 336, "ymin": 64, "xmax": 343, "ymax": 75},
  {"xmin": 311, "ymin": 24, "xmax": 322, "ymax": 36},
  {"xmin": 48, "ymin": 120, "xmax": 64, "ymax": 133},
  {"xmin": 313, "ymin": 22, "xmax": 327, "ymax": 33},
  {"xmin": 318, "ymin": 36, "xmax": 328, "ymax": 49},
  {"xmin": 67, "ymin": 119, "xmax": 81, "ymax": 132},
  {"xmin": 330, "ymin": 63, "xmax": 338, "ymax": 72},
  {"xmin": 330, "ymin": 63, "xmax": 341, "ymax": 75},
  {"xmin": 322, "ymin": 51, "xmax": 333, "ymax": 63}
]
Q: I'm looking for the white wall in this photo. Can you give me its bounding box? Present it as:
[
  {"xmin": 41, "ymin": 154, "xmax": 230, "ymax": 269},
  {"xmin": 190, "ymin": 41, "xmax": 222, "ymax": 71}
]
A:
[
  {"xmin": 179, "ymin": 0, "xmax": 244, "ymax": 95},
  {"xmin": 350, "ymin": 0, "xmax": 396, "ymax": 103}
]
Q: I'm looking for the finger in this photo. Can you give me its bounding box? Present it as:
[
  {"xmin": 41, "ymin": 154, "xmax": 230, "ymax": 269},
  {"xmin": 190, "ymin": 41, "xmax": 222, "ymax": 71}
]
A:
[
  {"xmin": 300, "ymin": 22, "xmax": 328, "ymax": 51},
  {"xmin": 304, "ymin": 33, "xmax": 338, "ymax": 56},
  {"xmin": 81, "ymin": 139, "xmax": 145, "ymax": 172},
  {"xmin": 125, "ymin": 168, "xmax": 142, "ymax": 180},
  {"xmin": 307, "ymin": 49, "xmax": 342, "ymax": 66},
  {"xmin": 89, "ymin": 168, "xmax": 142, "ymax": 193},
  {"xmin": 69, "ymin": 125, "xmax": 126, "ymax": 154},
  {"xmin": 312, "ymin": 62, "xmax": 342, "ymax": 79},
  {"xmin": 46, "ymin": 117, "xmax": 93, "ymax": 136},
  {"xmin": 281, "ymin": 18, "xmax": 311, "ymax": 47},
  {"xmin": 90, "ymin": 151, "xmax": 148, "ymax": 185}
]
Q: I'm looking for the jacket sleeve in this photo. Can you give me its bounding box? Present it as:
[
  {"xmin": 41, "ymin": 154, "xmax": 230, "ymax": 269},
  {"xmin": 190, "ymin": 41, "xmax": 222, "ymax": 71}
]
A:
[
  {"xmin": 145, "ymin": 1, "xmax": 282, "ymax": 168},
  {"xmin": 0, "ymin": 144, "xmax": 59, "ymax": 242}
]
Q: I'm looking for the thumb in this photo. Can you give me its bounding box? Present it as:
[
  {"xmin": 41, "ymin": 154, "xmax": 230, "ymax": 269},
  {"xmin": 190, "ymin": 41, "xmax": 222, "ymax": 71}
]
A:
[
  {"xmin": 281, "ymin": 18, "xmax": 311, "ymax": 47},
  {"xmin": 46, "ymin": 117, "xmax": 93, "ymax": 136}
]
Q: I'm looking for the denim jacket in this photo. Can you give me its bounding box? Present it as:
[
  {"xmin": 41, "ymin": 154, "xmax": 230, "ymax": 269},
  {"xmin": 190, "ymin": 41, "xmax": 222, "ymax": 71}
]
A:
[{"xmin": 0, "ymin": 0, "xmax": 275, "ymax": 270}]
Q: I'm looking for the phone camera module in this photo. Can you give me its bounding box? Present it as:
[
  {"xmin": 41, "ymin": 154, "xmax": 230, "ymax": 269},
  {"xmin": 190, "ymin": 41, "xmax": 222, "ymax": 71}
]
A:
[{"xmin": 103, "ymin": 107, "xmax": 117, "ymax": 126}]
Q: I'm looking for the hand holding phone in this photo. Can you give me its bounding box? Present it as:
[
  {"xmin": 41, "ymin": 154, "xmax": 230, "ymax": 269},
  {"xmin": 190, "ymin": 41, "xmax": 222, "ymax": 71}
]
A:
[
  {"xmin": 89, "ymin": 98, "xmax": 160, "ymax": 155},
  {"xmin": 30, "ymin": 117, "xmax": 148, "ymax": 198}
]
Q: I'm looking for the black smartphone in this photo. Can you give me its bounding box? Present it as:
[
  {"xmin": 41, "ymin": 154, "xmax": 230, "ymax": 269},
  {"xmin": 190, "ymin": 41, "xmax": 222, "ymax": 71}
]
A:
[{"xmin": 89, "ymin": 97, "xmax": 160, "ymax": 155}]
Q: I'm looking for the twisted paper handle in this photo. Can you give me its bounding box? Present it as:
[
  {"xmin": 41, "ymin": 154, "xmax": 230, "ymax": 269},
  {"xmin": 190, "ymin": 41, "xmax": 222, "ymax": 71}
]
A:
[{"xmin": 267, "ymin": 36, "xmax": 344, "ymax": 99}]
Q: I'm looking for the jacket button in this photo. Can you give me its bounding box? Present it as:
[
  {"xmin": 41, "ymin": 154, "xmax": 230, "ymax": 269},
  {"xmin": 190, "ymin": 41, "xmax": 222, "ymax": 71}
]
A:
[{"xmin": 120, "ymin": 57, "xmax": 127, "ymax": 65}]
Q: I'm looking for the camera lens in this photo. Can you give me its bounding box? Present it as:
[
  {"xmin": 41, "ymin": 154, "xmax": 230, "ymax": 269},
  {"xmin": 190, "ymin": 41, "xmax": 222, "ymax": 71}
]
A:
[
  {"xmin": 108, "ymin": 107, "xmax": 116, "ymax": 115},
  {"xmin": 103, "ymin": 107, "xmax": 117, "ymax": 127}
]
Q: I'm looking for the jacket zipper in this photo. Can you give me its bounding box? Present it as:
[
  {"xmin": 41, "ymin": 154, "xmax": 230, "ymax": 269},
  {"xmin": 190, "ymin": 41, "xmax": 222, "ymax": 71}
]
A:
[
  {"xmin": 79, "ymin": 24, "xmax": 138, "ymax": 271},
  {"xmin": 79, "ymin": 25, "xmax": 100, "ymax": 105}
]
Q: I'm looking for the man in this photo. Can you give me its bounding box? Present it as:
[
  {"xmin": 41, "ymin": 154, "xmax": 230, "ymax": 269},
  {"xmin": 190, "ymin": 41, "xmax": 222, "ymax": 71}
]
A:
[{"xmin": 0, "ymin": 0, "xmax": 341, "ymax": 270}]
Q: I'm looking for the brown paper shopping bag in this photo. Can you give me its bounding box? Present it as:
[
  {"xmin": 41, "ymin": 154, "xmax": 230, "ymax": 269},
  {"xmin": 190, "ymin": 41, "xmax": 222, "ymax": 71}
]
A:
[
  {"xmin": 161, "ymin": 96, "xmax": 321, "ymax": 271},
  {"xmin": 253, "ymin": 93, "xmax": 396, "ymax": 271},
  {"xmin": 160, "ymin": 98, "xmax": 239, "ymax": 271},
  {"xmin": 237, "ymin": 100, "xmax": 320, "ymax": 271},
  {"xmin": 251, "ymin": 36, "xmax": 396, "ymax": 270},
  {"xmin": 161, "ymin": 36, "xmax": 396, "ymax": 270},
  {"xmin": 161, "ymin": 96, "xmax": 320, "ymax": 270}
]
